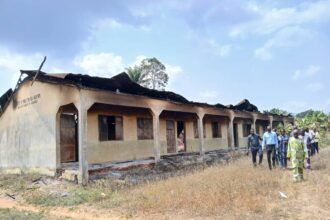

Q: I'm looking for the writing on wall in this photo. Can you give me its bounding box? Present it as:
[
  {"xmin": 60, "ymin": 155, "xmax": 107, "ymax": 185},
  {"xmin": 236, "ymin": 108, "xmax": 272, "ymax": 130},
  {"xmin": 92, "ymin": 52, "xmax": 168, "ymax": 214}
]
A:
[{"xmin": 17, "ymin": 94, "xmax": 41, "ymax": 109}]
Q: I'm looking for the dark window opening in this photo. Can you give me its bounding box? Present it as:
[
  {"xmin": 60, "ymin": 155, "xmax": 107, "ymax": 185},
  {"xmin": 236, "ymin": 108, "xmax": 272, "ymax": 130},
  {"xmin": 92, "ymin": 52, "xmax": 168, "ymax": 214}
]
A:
[
  {"xmin": 212, "ymin": 122, "xmax": 222, "ymax": 138},
  {"xmin": 137, "ymin": 118, "xmax": 153, "ymax": 140},
  {"xmin": 98, "ymin": 115, "xmax": 123, "ymax": 141},
  {"xmin": 243, "ymin": 123, "xmax": 252, "ymax": 137},
  {"xmin": 234, "ymin": 123, "xmax": 239, "ymax": 147}
]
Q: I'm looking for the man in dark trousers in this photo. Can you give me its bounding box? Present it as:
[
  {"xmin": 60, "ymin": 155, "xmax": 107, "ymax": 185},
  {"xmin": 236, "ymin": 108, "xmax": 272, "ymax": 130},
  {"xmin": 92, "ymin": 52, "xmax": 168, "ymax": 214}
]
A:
[
  {"xmin": 247, "ymin": 128, "xmax": 263, "ymax": 167},
  {"xmin": 262, "ymin": 126, "xmax": 278, "ymax": 170}
]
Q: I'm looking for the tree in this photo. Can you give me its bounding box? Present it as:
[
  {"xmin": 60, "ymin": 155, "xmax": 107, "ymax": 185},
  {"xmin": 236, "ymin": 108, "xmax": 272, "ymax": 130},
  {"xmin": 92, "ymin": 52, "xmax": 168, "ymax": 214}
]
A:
[
  {"xmin": 126, "ymin": 65, "xmax": 145, "ymax": 84},
  {"xmin": 140, "ymin": 58, "xmax": 169, "ymax": 90},
  {"xmin": 265, "ymin": 108, "xmax": 290, "ymax": 116},
  {"xmin": 295, "ymin": 110, "xmax": 329, "ymax": 130}
]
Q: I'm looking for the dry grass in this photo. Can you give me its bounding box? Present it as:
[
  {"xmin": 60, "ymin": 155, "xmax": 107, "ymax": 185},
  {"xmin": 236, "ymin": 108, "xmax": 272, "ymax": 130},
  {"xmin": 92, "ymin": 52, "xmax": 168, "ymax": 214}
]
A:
[
  {"xmin": 104, "ymin": 148, "xmax": 330, "ymax": 219},
  {"xmin": 2, "ymin": 148, "xmax": 329, "ymax": 219}
]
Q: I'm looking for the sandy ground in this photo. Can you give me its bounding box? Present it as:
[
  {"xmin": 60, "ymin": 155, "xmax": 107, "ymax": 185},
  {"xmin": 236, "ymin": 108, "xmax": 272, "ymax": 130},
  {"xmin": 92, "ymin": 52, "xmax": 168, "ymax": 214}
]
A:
[{"xmin": 0, "ymin": 198, "xmax": 125, "ymax": 220}]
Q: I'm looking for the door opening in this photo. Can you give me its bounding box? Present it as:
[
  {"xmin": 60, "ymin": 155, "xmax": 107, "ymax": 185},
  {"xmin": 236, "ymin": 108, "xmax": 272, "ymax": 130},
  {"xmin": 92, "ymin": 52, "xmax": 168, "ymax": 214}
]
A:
[
  {"xmin": 166, "ymin": 120, "xmax": 176, "ymax": 153},
  {"xmin": 233, "ymin": 123, "xmax": 239, "ymax": 148},
  {"xmin": 60, "ymin": 113, "xmax": 78, "ymax": 163},
  {"xmin": 177, "ymin": 121, "xmax": 186, "ymax": 152}
]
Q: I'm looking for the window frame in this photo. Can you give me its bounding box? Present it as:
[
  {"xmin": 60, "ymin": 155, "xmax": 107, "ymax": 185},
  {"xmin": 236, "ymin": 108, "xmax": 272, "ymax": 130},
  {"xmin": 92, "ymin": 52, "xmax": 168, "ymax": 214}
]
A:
[
  {"xmin": 98, "ymin": 115, "xmax": 123, "ymax": 141},
  {"xmin": 211, "ymin": 121, "xmax": 222, "ymax": 138},
  {"xmin": 243, "ymin": 123, "xmax": 252, "ymax": 137},
  {"xmin": 137, "ymin": 117, "xmax": 154, "ymax": 140}
]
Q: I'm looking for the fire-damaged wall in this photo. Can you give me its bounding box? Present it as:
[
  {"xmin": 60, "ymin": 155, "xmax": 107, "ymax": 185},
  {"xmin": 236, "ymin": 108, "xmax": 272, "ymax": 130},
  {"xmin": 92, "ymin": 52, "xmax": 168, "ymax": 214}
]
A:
[
  {"xmin": 86, "ymin": 106, "xmax": 230, "ymax": 164},
  {"xmin": 86, "ymin": 105, "xmax": 155, "ymax": 163},
  {"xmin": 0, "ymin": 81, "xmax": 79, "ymax": 175}
]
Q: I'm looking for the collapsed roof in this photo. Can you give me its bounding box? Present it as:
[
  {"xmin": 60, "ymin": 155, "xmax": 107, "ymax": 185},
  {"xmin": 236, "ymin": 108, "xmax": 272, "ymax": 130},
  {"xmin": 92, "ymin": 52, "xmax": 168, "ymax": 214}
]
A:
[
  {"xmin": 0, "ymin": 70, "xmax": 265, "ymax": 117},
  {"xmin": 229, "ymin": 99, "xmax": 259, "ymax": 112},
  {"xmin": 20, "ymin": 70, "xmax": 190, "ymax": 104},
  {"xmin": 0, "ymin": 89, "xmax": 13, "ymax": 113}
]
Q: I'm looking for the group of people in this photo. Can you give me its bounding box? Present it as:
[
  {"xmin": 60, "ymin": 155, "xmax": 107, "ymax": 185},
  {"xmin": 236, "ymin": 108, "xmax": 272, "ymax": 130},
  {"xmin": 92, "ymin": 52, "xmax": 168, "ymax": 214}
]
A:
[{"xmin": 247, "ymin": 126, "xmax": 320, "ymax": 182}]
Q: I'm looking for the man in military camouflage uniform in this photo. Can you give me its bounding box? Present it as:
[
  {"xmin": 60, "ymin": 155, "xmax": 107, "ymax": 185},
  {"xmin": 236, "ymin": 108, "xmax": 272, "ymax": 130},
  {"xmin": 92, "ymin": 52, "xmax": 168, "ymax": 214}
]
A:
[
  {"xmin": 248, "ymin": 128, "xmax": 263, "ymax": 167},
  {"xmin": 287, "ymin": 129, "xmax": 307, "ymax": 182}
]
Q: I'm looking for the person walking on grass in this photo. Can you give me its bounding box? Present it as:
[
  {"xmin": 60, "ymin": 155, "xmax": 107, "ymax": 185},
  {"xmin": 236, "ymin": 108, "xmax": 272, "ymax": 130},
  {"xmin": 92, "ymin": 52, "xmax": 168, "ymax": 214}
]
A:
[
  {"xmin": 275, "ymin": 129, "xmax": 281, "ymax": 166},
  {"xmin": 262, "ymin": 126, "xmax": 278, "ymax": 170},
  {"xmin": 287, "ymin": 129, "xmax": 306, "ymax": 182},
  {"xmin": 247, "ymin": 128, "xmax": 263, "ymax": 167},
  {"xmin": 309, "ymin": 128, "xmax": 316, "ymax": 156},
  {"xmin": 314, "ymin": 128, "xmax": 320, "ymax": 154},
  {"xmin": 279, "ymin": 129, "xmax": 289, "ymax": 169},
  {"xmin": 303, "ymin": 128, "xmax": 312, "ymax": 169}
]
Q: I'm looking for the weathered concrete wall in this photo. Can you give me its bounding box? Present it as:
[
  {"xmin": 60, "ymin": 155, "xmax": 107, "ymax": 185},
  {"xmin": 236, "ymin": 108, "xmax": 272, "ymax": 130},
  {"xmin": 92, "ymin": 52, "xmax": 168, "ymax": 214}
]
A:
[
  {"xmin": 0, "ymin": 81, "xmax": 79, "ymax": 175},
  {"xmin": 88, "ymin": 140, "xmax": 154, "ymax": 163},
  {"xmin": 233, "ymin": 119, "xmax": 249, "ymax": 148},
  {"xmin": 204, "ymin": 120, "xmax": 228, "ymax": 150},
  {"xmin": 86, "ymin": 108, "xmax": 231, "ymax": 163},
  {"xmin": 239, "ymin": 137, "xmax": 248, "ymax": 148},
  {"xmin": 87, "ymin": 108, "xmax": 155, "ymax": 163}
]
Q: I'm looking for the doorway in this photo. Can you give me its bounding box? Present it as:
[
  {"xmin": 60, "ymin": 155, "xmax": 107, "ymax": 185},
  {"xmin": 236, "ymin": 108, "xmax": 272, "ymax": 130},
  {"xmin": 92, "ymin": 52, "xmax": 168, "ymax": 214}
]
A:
[
  {"xmin": 177, "ymin": 121, "xmax": 186, "ymax": 152},
  {"xmin": 60, "ymin": 113, "xmax": 78, "ymax": 163},
  {"xmin": 166, "ymin": 120, "xmax": 176, "ymax": 153},
  {"xmin": 233, "ymin": 123, "xmax": 239, "ymax": 148}
]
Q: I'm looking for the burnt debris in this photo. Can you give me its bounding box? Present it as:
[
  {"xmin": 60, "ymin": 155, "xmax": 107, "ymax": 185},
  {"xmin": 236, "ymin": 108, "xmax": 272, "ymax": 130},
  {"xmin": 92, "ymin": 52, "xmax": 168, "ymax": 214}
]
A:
[
  {"xmin": 1, "ymin": 70, "xmax": 265, "ymax": 117},
  {"xmin": 230, "ymin": 99, "xmax": 259, "ymax": 112},
  {"xmin": 64, "ymin": 73, "xmax": 190, "ymax": 104}
]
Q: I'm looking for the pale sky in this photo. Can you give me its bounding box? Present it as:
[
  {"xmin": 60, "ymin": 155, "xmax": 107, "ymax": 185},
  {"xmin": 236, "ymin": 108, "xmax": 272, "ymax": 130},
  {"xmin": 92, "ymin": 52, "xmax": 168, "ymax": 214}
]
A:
[{"xmin": 0, "ymin": 0, "xmax": 329, "ymax": 113}]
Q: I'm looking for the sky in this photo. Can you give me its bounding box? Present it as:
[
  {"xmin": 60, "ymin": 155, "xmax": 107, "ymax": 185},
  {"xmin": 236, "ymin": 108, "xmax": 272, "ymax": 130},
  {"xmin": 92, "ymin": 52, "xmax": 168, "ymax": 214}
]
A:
[{"xmin": 0, "ymin": 0, "xmax": 329, "ymax": 113}]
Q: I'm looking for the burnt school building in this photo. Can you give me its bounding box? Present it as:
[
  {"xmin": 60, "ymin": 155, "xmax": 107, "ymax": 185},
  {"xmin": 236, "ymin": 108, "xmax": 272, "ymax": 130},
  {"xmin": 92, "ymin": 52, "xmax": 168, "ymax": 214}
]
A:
[{"xmin": 0, "ymin": 71, "xmax": 293, "ymax": 184}]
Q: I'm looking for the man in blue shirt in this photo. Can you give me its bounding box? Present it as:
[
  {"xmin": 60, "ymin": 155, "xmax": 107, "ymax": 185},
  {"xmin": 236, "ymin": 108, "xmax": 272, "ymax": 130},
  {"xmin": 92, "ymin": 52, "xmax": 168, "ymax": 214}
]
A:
[{"xmin": 262, "ymin": 126, "xmax": 278, "ymax": 170}]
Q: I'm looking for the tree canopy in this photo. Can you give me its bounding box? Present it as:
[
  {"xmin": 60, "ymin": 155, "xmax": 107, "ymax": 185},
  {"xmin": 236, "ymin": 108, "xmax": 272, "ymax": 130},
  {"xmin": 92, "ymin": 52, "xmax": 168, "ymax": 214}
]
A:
[
  {"xmin": 264, "ymin": 108, "xmax": 290, "ymax": 116},
  {"xmin": 126, "ymin": 57, "xmax": 169, "ymax": 90},
  {"xmin": 295, "ymin": 110, "xmax": 329, "ymax": 130},
  {"xmin": 126, "ymin": 65, "xmax": 145, "ymax": 85}
]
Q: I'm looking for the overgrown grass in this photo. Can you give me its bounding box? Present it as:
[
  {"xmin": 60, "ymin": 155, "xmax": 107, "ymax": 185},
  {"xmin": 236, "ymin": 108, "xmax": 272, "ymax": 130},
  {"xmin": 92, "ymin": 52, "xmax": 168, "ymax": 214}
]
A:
[
  {"xmin": 0, "ymin": 174, "xmax": 42, "ymax": 192},
  {"xmin": 106, "ymin": 147, "xmax": 330, "ymax": 219},
  {"xmin": 320, "ymin": 132, "xmax": 330, "ymax": 147},
  {"xmin": 0, "ymin": 208, "xmax": 44, "ymax": 220},
  {"xmin": 24, "ymin": 180, "xmax": 121, "ymax": 207},
  {"xmin": 3, "ymin": 148, "xmax": 330, "ymax": 219}
]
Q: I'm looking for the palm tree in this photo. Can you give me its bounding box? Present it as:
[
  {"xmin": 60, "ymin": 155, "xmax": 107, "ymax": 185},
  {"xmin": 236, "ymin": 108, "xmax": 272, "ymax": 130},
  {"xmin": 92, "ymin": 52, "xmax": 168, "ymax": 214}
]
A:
[
  {"xmin": 126, "ymin": 66, "xmax": 145, "ymax": 85},
  {"xmin": 295, "ymin": 110, "xmax": 329, "ymax": 131}
]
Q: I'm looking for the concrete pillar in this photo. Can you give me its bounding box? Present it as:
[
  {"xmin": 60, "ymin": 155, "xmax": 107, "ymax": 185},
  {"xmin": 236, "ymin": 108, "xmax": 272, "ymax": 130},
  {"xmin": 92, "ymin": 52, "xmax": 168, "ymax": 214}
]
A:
[
  {"xmin": 151, "ymin": 108, "xmax": 162, "ymax": 162},
  {"xmin": 268, "ymin": 116, "xmax": 274, "ymax": 129},
  {"xmin": 228, "ymin": 113, "xmax": 235, "ymax": 150},
  {"xmin": 197, "ymin": 112, "xmax": 205, "ymax": 156},
  {"xmin": 283, "ymin": 119, "xmax": 289, "ymax": 128},
  {"xmin": 78, "ymin": 93, "xmax": 89, "ymax": 185},
  {"xmin": 252, "ymin": 114, "xmax": 257, "ymax": 130}
]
